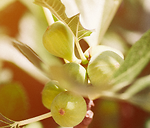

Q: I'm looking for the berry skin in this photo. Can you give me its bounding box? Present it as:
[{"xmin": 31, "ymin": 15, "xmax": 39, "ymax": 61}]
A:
[
  {"xmin": 51, "ymin": 91, "xmax": 87, "ymax": 127},
  {"xmin": 87, "ymin": 45, "xmax": 124, "ymax": 88},
  {"xmin": 43, "ymin": 21, "xmax": 76, "ymax": 61},
  {"xmin": 42, "ymin": 80, "xmax": 64, "ymax": 109},
  {"xmin": 63, "ymin": 62, "xmax": 88, "ymax": 84}
]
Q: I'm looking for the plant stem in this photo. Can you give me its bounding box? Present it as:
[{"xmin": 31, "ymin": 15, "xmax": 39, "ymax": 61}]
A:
[
  {"xmin": 75, "ymin": 38, "xmax": 88, "ymax": 64},
  {"xmin": 17, "ymin": 112, "xmax": 52, "ymax": 127}
]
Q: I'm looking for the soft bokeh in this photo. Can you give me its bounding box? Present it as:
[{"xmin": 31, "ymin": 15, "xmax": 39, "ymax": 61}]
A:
[{"xmin": 0, "ymin": 0, "xmax": 150, "ymax": 128}]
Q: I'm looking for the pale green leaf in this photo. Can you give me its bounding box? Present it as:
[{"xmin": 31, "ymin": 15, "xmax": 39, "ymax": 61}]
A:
[
  {"xmin": 49, "ymin": 65, "xmax": 116, "ymax": 100},
  {"xmin": 97, "ymin": 0, "xmax": 122, "ymax": 43},
  {"xmin": 12, "ymin": 40, "xmax": 52, "ymax": 79},
  {"xmin": 82, "ymin": 0, "xmax": 122, "ymax": 46},
  {"xmin": 100, "ymin": 75, "xmax": 150, "ymax": 112},
  {"xmin": 126, "ymin": 93, "xmax": 150, "ymax": 112},
  {"xmin": 121, "ymin": 75, "xmax": 150, "ymax": 99},
  {"xmin": 34, "ymin": 0, "xmax": 92, "ymax": 40},
  {"xmin": 61, "ymin": 0, "xmax": 122, "ymax": 46},
  {"xmin": 111, "ymin": 30, "xmax": 150, "ymax": 92}
]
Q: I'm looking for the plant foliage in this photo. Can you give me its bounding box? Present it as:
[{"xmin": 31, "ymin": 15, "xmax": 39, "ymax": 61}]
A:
[{"xmin": 34, "ymin": 0, "xmax": 92, "ymax": 40}]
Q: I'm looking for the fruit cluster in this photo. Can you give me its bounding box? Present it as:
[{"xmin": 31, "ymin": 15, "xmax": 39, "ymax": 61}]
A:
[
  {"xmin": 42, "ymin": 21, "xmax": 124, "ymax": 127},
  {"xmin": 42, "ymin": 81, "xmax": 87, "ymax": 127}
]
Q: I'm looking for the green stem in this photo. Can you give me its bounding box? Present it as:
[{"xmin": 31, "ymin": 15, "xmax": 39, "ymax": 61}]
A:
[
  {"xmin": 17, "ymin": 112, "xmax": 52, "ymax": 127},
  {"xmin": 75, "ymin": 38, "xmax": 88, "ymax": 64}
]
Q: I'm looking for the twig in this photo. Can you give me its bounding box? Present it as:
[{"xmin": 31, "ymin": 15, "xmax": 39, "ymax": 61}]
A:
[{"xmin": 16, "ymin": 112, "xmax": 52, "ymax": 127}]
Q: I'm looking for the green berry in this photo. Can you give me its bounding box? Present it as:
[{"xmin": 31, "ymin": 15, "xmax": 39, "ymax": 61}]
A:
[
  {"xmin": 51, "ymin": 91, "xmax": 87, "ymax": 127},
  {"xmin": 63, "ymin": 62, "xmax": 87, "ymax": 84},
  {"xmin": 42, "ymin": 80, "xmax": 64, "ymax": 109},
  {"xmin": 43, "ymin": 21, "xmax": 76, "ymax": 61},
  {"xmin": 87, "ymin": 45, "xmax": 124, "ymax": 88}
]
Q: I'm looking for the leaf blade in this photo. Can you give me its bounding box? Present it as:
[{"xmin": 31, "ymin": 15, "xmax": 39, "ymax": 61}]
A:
[
  {"xmin": 121, "ymin": 75, "xmax": 150, "ymax": 99},
  {"xmin": 72, "ymin": 0, "xmax": 122, "ymax": 46},
  {"xmin": 12, "ymin": 40, "xmax": 51, "ymax": 79},
  {"xmin": 111, "ymin": 30, "xmax": 150, "ymax": 91},
  {"xmin": 34, "ymin": 0, "xmax": 92, "ymax": 40}
]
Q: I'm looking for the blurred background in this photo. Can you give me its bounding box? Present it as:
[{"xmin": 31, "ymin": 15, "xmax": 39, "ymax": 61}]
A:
[{"xmin": 0, "ymin": 0, "xmax": 150, "ymax": 128}]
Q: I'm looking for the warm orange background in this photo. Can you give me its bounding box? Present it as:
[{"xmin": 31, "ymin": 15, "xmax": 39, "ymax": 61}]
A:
[{"xmin": 0, "ymin": 1, "xmax": 150, "ymax": 128}]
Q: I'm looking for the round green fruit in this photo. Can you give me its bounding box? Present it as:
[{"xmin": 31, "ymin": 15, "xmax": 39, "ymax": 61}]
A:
[
  {"xmin": 42, "ymin": 80, "xmax": 64, "ymax": 109},
  {"xmin": 51, "ymin": 91, "xmax": 87, "ymax": 127},
  {"xmin": 87, "ymin": 45, "xmax": 124, "ymax": 88},
  {"xmin": 43, "ymin": 21, "xmax": 76, "ymax": 61},
  {"xmin": 63, "ymin": 62, "xmax": 87, "ymax": 84}
]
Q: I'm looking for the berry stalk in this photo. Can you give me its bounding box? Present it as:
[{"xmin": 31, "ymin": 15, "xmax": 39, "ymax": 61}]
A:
[
  {"xmin": 17, "ymin": 112, "xmax": 52, "ymax": 127},
  {"xmin": 75, "ymin": 38, "xmax": 88, "ymax": 64}
]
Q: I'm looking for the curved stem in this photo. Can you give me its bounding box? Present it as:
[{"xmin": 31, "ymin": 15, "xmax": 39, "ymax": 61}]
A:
[
  {"xmin": 75, "ymin": 38, "xmax": 88, "ymax": 64},
  {"xmin": 17, "ymin": 112, "xmax": 52, "ymax": 127}
]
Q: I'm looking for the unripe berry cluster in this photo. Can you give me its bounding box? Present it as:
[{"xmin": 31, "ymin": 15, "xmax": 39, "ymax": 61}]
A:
[{"xmin": 42, "ymin": 21, "xmax": 124, "ymax": 127}]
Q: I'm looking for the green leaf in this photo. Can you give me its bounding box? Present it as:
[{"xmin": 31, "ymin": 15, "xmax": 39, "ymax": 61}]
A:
[
  {"xmin": 125, "ymin": 91, "xmax": 150, "ymax": 112},
  {"xmin": 49, "ymin": 65, "xmax": 115, "ymax": 100},
  {"xmin": 34, "ymin": 0, "xmax": 92, "ymax": 40},
  {"xmin": 97, "ymin": 0, "xmax": 122, "ymax": 43},
  {"xmin": 71, "ymin": 0, "xmax": 122, "ymax": 46},
  {"xmin": 121, "ymin": 75, "xmax": 150, "ymax": 99},
  {"xmin": 12, "ymin": 40, "xmax": 52, "ymax": 79},
  {"xmin": 0, "ymin": 82, "xmax": 28, "ymax": 121},
  {"xmin": 111, "ymin": 30, "xmax": 150, "ymax": 92},
  {"xmin": 102, "ymin": 75, "xmax": 150, "ymax": 111}
]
